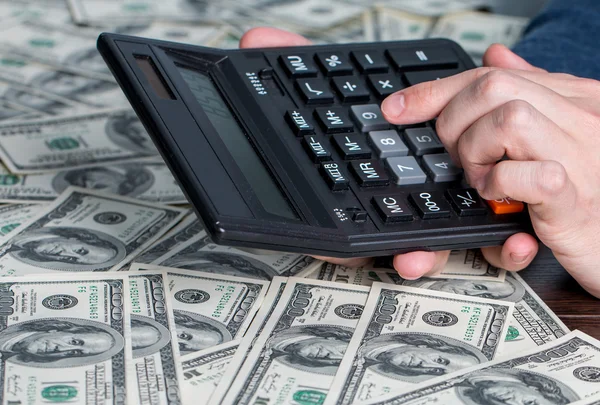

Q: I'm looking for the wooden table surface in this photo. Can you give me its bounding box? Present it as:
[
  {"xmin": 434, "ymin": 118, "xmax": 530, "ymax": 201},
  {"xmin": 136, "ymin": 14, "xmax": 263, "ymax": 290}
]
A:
[{"xmin": 519, "ymin": 245, "xmax": 600, "ymax": 338}]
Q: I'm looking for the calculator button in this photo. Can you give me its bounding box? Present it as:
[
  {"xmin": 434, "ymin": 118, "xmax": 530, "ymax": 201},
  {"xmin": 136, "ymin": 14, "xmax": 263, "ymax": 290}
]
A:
[
  {"xmin": 422, "ymin": 153, "xmax": 462, "ymax": 182},
  {"xmin": 351, "ymin": 51, "xmax": 388, "ymax": 73},
  {"xmin": 349, "ymin": 160, "xmax": 389, "ymax": 187},
  {"xmin": 315, "ymin": 52, "xmax": 353, "ymax": 76},
  {"xmin": 303, "ymin": 135, "xmax": 332, "ymax": 162},
  {"xmin": 320, "ymin": 162, "xmax": 349, "ymax": 191},
  {"xmin": 409, "ymin": 191, "xmax": 452, "ymax": 219},
  {"xmin": 296, "ymin": 79, "xmax": 334, "ymax": 104},
  {"xmin": 367, "ymin": 74, "xmax": 405, "ymax": 98},
  {"xmin": 368, "ymin": 130, "xmax": 408, "ymax": 158},
  {"xmin": 350, "ymin": 104, "xmax": 390, "ymax": 132},
  {"xmin": 333, "ymin": 134, "xmax": 372, "ymax": 160},
  {"xmin": 285, "ymin": 110, "xmax": 315, "ymax": 136},
  {"xmin": 279, "ymin": 54, "xmax": 318, "ymax": 77},
  {"xmin": 352, "ymin": 211, "xmax": 368, "ymax": 222},
  {"xmin": 372, "ymin": 195, "xmax": 413, "ymax": 223},
  {"xmin": 331, "ymin": 77, "xmax": 370, "ymax": 102},
  {"xmin": 404, "ymin": 69, "xmax": 462, "ymax": 86},
  {"xmin": 486, "ymin": 198, "xmax": 525, "ymax": 214},
  {"xmin": 314, "ymin": 107, "xmax": 353, "ymax": 133},
  {"xmin": 388, "ymin": 48, "xmax": 459, "ymax": 71},
  {"xmin": 404, "ymin": 127, "xmax": 445, "ymax": 156},
  {"xmin": 385, "ymin": 156, "xmax": 427, "ymax": 185},
  {"xmin": 446, "ymin": 188, "xmax": 488, "ymax": 216}
]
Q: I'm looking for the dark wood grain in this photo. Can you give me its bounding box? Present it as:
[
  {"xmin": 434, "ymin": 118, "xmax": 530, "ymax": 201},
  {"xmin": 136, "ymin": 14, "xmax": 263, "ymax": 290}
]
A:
[{"xmin": 517, "ymin": 245, "xmax": 600, "ymax": 338}]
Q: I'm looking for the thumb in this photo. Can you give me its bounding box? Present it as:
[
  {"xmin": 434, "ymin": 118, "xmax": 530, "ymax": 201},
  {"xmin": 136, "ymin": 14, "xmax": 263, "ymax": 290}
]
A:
[{"xmin": 483, "ymin": 43, "xmax": 546, "ymax": 72}]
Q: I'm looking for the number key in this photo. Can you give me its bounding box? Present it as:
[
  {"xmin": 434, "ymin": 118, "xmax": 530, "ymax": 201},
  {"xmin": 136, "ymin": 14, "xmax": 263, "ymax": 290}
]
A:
[
  {"xmin": 422, "ymin": 153, "xmax": 462, "ymax": 182},
  {"xmin": 368, "ymin": 129, "xmax": 408, "ymax": 158},
  {"xmin": 350, "ymin": 104, "xmax": 390, "ymax": 132},
  {"xmin": 409, "ymin": 191, "xmax": 451, "ymax": 219},
  {"xmin": 404, "ymin": 127, "xmax": 445, "ymax": 156}
]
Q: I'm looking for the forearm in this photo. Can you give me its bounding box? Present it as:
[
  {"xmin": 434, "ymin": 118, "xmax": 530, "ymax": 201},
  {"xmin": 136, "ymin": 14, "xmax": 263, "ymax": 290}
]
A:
[{"xmin": 512, "ymin": 0, "xmax": 600, "ymax": 79}]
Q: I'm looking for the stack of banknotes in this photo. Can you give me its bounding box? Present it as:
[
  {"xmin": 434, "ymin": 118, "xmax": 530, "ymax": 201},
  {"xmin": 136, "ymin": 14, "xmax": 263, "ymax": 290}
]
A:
[{"xmin": 1, "ymin": 1, "xmax": 599, "ymax": 404}]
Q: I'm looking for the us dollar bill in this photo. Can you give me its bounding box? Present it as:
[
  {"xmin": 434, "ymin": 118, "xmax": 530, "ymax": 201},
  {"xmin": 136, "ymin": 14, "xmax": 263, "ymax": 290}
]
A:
[
  {"xmin": 376, "ymin": 0, "xmax": 490, "ymax": 16},
  {"xmin": 209, "ymin": 277, "xmax": 288, "ymax": 405},
  {"xmin": 362, "ymin": 330, "xmax": 600, "ymax": 405},
  {"xmin": 0, "ymin": 187, "xmax": 186, "ymax": 276},
  {"xmin": 0, "ymin": 203, "xmax": 41, "ymax": 236},
  {"xmin": 303, "ymin": 11, "xmax": 376, "ymax": 44},
  {"xmin": 374, "ymin": 249, "xmax": 506, "ymax": 281},
  {"xmin": 0, "ymin": 161, "xmax": 187, "ymax": 204},
  {"xmin": 133, "ymin": 216, "xmax": 203, "ymax": 265},
  {"xmin": 0, "ymin": 109, "xmax": 160, "ymax": 174},
  {"xmin": 151, "ymin": 231, "xmax": 321, "ymax": 280},
  {"xmin": 128, "ymin": 272, "xmax": 184, "ymax": 405},
  {"xmin": 222, "ymin": 278, "xmax": 370, "ymax": 405},
  {"xmin": 324, "ymin": 282, "xmax": 514, "ymax": 405},
  {"xmin": 129, "ymin": 264, "xmax": 270, "ymax": 356},
  {"xmin": 181, "ymin": 339, "xmax": 240, "ymax": 405},
  {"xmin": 0, "ymin": 273, "xmax": 131, "ymax": 405},
  {"xmin": 374, "ymin": 7, "xmax": 434, "ymax": 41},
  {"xmin": 385, "ymin": 271, "xmax": 570, "ymax": 352},
  {"xmin": 307, "ymin": 262, "xmax": 395, "ymax": 286}
]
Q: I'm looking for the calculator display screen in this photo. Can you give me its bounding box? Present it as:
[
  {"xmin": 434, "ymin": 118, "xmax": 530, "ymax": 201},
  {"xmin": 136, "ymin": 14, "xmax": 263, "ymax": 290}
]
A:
[{"xmin": 177, "ymin": 66, "xmax": 298, "ymax": 220}]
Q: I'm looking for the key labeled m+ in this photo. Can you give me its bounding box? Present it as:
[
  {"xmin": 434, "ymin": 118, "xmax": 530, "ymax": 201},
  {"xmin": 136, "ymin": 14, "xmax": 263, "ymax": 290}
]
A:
[{"xmin": 315, "ymin": 107, "xmax": 353, "ymax": 133}]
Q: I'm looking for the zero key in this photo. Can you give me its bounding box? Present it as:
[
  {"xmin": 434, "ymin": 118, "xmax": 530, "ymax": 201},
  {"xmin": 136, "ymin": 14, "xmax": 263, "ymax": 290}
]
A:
[{"xmin": 486, "ymin": 198, "xmax": 525, "ymax": 214}]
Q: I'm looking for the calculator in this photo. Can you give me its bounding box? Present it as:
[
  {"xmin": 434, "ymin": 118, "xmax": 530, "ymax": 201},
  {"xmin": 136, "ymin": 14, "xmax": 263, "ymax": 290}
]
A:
[{"xmin": 97, "ymin": 33, "xmax": 531, "ymax": 258}]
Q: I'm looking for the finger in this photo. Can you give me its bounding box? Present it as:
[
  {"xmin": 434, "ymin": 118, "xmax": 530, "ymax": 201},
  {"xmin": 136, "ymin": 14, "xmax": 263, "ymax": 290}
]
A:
[
  {"xmin": 437, "ymin": 71, "xmax": 582, "ymax": 165},
  {"xmin": 381, "ymin": 68, "xmax": 587, "ymax": 125},
  {"xmin": 483, "ymin": 44, "xmax": 547, "ymax": 72},
  {"xmin": 481, "ymin": 233, "xmax": 539, "ymax": 272},
  {"xmin": 456, "ymin": 100, "xmax": 577, "ymax": 187},
  {"xmin": 478, "ymin": 160, "xmax": 577, "ymax": 228},
  {"xmin": 239, "ymin": 27, "xmax": 312, "ymax": 49},
  {"xmin": 311, "ymin": 255, "xmax": 371, "ymax": 268},
  {"xmin": 392, "ymin": 250, "xmax": 450, "ymax": 280}
]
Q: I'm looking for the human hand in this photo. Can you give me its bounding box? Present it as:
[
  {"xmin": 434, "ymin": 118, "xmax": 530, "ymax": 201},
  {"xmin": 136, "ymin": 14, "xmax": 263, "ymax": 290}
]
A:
[{"xmin": 240, "ymin": 28, "xmax": 600, "ymax": 297}]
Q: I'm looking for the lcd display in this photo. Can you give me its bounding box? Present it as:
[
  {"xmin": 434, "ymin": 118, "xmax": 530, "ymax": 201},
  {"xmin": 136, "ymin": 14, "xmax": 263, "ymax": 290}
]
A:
[{"xmin": 177, "ymin": 66, "xmax": 298, "ymax": 220}]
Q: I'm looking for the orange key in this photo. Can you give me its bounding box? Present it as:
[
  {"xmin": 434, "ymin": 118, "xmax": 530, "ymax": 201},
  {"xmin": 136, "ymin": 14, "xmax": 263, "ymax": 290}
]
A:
[{"xmin": 486, "ymin": 198, "xmax": 525, "ymax": 214}]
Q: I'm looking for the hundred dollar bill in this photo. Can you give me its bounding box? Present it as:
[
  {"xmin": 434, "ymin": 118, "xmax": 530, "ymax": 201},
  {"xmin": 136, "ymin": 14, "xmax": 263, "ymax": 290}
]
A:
[
  {"xmin": 376, "ymin": 0, "xmax": 490, "ymax": 16},
  {"xmin": 181, "ymin": 339, "xmax": 240, "ymax": 405},
  {"xmin": 223, "ymin": 278, "xmax": 370, "ymax": 405},
  {"xmin": 307, "ymin": 262, "xmax": 395, "ymax": 286},
  {"xmin": 127, "ymin": 21, "xmax": 232, "ymax": 47},
  {"xmin": 0, "ymin": 187, "xmax": 186, "ymax": 276},
  {"xmin": 130, "ymin": 264, "xmax": 269, "ymax": 356},
  {"xmin": 151, "ymin": 231, "xmax": 321, "ymax": 280},
  {"xmin": 0, "ymin": 273, "xmax": 131, "ymax": 405},
  {"xmin": 324, "ymin": 282, "xmax": 514, "ymax": 405},
  {"xmin": 0, "ymin": 161, "xmax": 187, "ymax": 204},
  {"xmin": 304, "ymin": 11, "xmax": 376, "ymax": 44},
  {"xmin": 0, "ymin": 99, "xmax": 43, "ymax": 122},
  {"xmin": 0, "ymin": 52, "xmax": 128, "ymax": 108},
  {"xmin": 374, "ymin": 7, "xmax": 434, "ymax": 41},
  {"xmin": 128, "ymin": 272, "xmax": 184, "ymax": 405},
  {"xmin": 374, "ymin": 249, "xmax": 506, "ymax": 282},
  {"xmin": 386, "ymin": 271, "xmax": 570, "ymax": 353},
  {"xmin": 430, "ymin": 11, "xmax": 528, "ymax": 62},
  {"xmin": 0, "ymin": 109, "xmax": 160, "ymax": 174},
  {"xmin": 209, "ymin": 277, "xmax": 288, "ymax": 405},
  {"xmin": 0, "ymin": 203, "xmax": 41, "ymax": 236},
  {"xmin": 362, "ymin": 330, "xmax": 600, "ymax": 405},
  {"xmin": 133, "ymin": 216, "xmax": 202, "ymax": 265}
]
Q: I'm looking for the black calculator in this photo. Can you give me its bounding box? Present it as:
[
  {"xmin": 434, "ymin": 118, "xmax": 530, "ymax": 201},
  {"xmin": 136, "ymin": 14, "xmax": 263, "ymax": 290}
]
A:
[{"xmin": 97, "ymin": 33, "xmax": 531, "ymax": 258}]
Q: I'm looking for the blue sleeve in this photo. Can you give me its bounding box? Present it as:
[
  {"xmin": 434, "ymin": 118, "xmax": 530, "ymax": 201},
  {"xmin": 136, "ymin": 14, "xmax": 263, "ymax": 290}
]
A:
[{"xmin": 511, "ymin": 0, "xmax": 600, "ymax": 79}]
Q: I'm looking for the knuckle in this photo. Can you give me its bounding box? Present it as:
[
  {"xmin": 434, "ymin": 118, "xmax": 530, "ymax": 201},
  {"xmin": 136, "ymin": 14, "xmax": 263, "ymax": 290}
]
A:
[
  {"xmin": 476, "ymin": 70, "xmax": 513, "ymax": 98},
  {"xmin": 495, "ymin": 100, "xmax": 536, "ymax": 133},
  {"xmin": 537, "ymin": 161, "xmax": 569, "ymax": 196}
]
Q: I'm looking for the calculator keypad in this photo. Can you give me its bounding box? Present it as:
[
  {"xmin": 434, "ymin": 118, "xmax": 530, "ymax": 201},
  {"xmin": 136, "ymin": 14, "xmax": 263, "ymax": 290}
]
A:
[{"xmin": 275, "ymin": 44, "xmax": 518, "ymax": 228}]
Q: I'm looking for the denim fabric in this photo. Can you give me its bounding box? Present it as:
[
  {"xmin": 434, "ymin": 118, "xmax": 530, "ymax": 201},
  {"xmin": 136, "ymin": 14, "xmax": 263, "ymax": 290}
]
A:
[{"xmin": 511, "ymin": 0, "xmax": 600, "ymax": 79}]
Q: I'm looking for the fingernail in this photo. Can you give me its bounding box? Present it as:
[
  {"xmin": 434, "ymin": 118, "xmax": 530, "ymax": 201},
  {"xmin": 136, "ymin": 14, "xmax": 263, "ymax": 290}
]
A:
[
  {"xmin": 510, "ymin": 252, "xmax": 530, "ymax": 264},
  {"xmin": 381, "ymin": 93, "xmax": 405, "ymax": 119}
]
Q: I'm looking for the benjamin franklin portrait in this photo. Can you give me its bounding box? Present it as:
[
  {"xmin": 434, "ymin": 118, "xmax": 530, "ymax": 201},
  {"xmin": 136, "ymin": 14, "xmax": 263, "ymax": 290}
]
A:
[
  {"xmin": 173, "ymin": 310, "xmax": 232, "ymax": 355},
  {"xmin": 401, "ymin": 276, "xmax": 525, "ymax": 303},
  {"xmin": 359, "ymin": 333, "xmax": 487, "ymax": 384},
  {"xmin": 105, "ymin": 112, "xmax": 157, "ymax": 155},
  {"xmin": 51, "ymin": 164, "xmax": 155, "ymax": 197},
  {"xmin": 130, "ymin": 315, "xmax": 171, "ymax": 358},
  {"xmin": 162, "ymin": 250, "xmax": 277, "ymax": 280},
  {"xmin": 5, "ymin": 227, "xmax": 127, "ymax": 271},
  {"xmin": 457, "ymin": 369, "xmax": 580, "ymax": 405},
  {"xmin": 266, "ymin": 325, "xmax": 354, "ymax": 375},
  {"xmin": 0, "ymin": 318, "xmax": 124, "ymax": 367}
]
